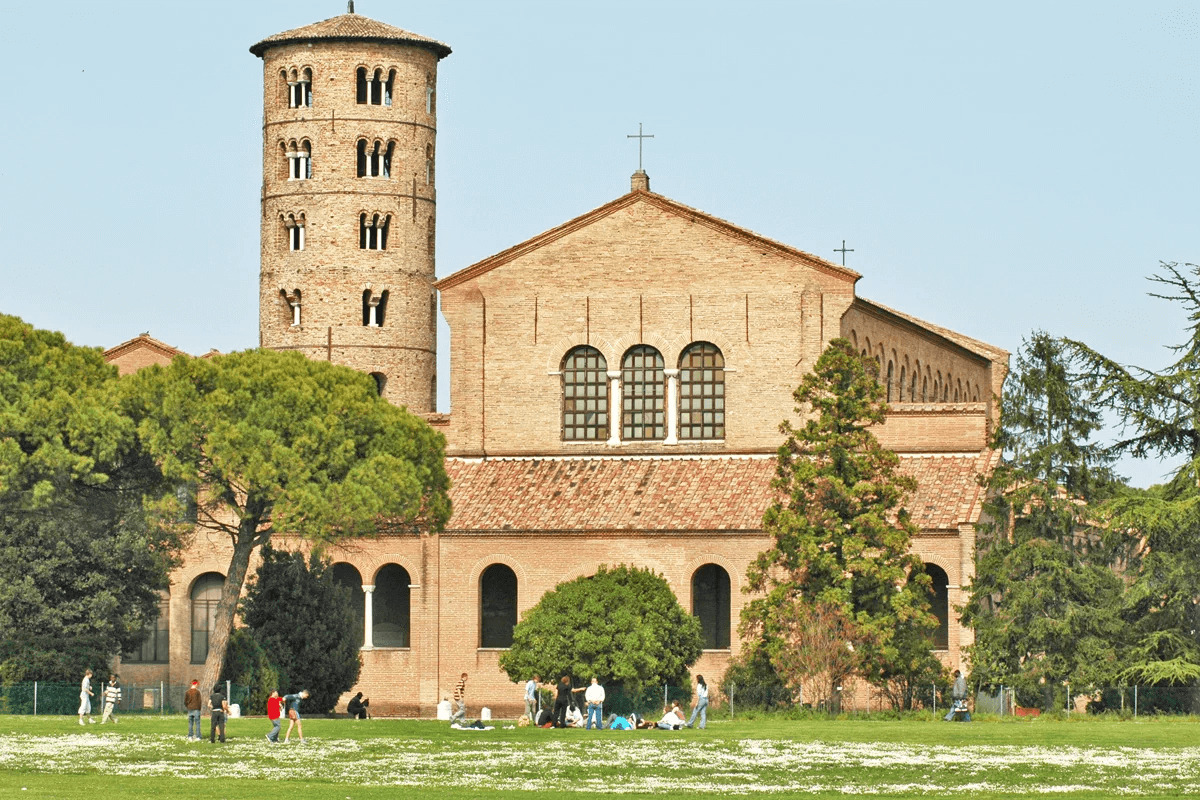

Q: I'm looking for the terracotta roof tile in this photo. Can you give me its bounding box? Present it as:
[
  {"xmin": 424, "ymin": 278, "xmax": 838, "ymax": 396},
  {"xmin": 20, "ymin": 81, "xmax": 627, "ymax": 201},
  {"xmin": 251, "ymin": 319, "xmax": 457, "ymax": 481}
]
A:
[
  {"xmin": 250, "ymin": 13, "xmax": 451, "ymax": 58},
  {"xmin": 443, "ymin": 452, "xmax": 997, "ymax": 534}
]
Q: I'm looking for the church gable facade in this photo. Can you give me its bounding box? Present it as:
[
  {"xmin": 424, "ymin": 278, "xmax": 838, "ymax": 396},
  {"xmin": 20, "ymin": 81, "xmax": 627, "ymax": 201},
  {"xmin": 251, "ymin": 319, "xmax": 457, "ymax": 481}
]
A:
[{"xmin": 104, "ymin": 9, "xmax": 1008, "ymax": 717}]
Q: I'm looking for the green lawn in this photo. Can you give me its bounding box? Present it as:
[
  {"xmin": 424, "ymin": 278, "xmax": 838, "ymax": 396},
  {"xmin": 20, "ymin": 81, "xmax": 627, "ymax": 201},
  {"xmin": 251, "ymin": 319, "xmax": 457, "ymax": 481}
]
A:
[{"xmin": 1, "ymin": 714, "xmax": 1198, "ymax": 798}]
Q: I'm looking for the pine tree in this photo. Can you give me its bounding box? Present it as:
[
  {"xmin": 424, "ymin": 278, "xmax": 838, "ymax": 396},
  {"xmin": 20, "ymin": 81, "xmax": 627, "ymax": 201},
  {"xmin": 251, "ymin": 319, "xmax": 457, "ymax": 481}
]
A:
[
  {"xmin": 741, "ymin": 338, "xmax": 939, "ymax": 709},
  {"xmin": 962, "ymin": 332, "xmax": 1125, "ymax": 709}
]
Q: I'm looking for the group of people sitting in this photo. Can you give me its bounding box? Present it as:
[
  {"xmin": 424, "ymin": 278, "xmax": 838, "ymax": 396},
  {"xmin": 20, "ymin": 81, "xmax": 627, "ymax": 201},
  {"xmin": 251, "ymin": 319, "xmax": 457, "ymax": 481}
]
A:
[{"xmin": 524, "ymin": 700, "xmax": 690, "ymax": 731}]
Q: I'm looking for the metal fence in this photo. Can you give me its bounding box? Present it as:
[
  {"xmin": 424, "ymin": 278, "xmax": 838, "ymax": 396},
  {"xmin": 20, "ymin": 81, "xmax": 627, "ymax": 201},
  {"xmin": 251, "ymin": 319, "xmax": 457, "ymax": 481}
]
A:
[{"xmin": 0, "ymin": 682, "xmax": 252, "ymax": 716}]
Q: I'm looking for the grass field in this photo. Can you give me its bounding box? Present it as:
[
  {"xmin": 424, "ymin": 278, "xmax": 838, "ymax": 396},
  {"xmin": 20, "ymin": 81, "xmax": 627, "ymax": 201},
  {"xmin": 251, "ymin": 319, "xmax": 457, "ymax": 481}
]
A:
[{"xmin": 1, "ymin": 714, "xmax": 1198, "ymax": 798}]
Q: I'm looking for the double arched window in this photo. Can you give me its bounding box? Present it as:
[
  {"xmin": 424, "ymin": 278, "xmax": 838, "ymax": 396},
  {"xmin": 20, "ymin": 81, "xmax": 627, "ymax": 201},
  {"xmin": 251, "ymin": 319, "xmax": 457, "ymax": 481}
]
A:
[{"xmin": 561, "ymin": 346, "xmax": 608, "ymax": 440}]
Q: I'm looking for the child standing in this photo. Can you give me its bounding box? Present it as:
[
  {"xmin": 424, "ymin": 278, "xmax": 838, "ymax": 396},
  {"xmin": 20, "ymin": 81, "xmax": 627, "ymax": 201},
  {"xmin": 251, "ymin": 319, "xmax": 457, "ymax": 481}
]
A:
[{"xmin": 100, "ymin": 675, "xmax": 121, "ymax": 724}]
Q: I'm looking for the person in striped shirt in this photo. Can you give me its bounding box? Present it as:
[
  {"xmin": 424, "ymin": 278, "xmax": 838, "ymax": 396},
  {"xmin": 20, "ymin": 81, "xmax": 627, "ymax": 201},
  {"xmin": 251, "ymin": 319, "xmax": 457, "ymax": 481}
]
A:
[
  {"xmin": 100, "ymin": 675, "xmax": 121, "ymax": 724},
  {"xmin": 451, "ymin": 672, "xmax": 468, "ymax": 725}
]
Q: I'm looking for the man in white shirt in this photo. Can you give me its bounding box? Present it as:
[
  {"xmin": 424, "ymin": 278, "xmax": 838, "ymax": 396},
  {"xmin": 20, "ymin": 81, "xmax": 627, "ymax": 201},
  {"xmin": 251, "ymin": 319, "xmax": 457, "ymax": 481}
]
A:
[{"xmin": 584, "ymin": 677, "xmax": 605, "ymax": 730}]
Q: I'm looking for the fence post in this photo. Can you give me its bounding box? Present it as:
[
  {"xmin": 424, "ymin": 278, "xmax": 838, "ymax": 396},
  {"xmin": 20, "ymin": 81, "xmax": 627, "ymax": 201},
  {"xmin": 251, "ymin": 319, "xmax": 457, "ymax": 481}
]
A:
[
  {"xmin": 1065, "ymin": 682, "xmax": 1070, "ymax": 715},
  {"xmin": 729, "ymin": 682, "xmax": 735, "ymax": 720},
  {"xmin": 33, "ymin": 681, "xmax": 37, "ymax": 716},
  {"xmin": 932, "ymin": 682, "xmax": 936, "ymax": 715},
  {"xmin": 1000, "ymin": 684, "xmax": 1005, "ymax": 717},
  {"xmin": 161, "ymin": 681, "xmax": 165, "ymax": 715},
  {"xmin": 1134, "ymin": 685, "xmax": 1138, "ymax": 718}
]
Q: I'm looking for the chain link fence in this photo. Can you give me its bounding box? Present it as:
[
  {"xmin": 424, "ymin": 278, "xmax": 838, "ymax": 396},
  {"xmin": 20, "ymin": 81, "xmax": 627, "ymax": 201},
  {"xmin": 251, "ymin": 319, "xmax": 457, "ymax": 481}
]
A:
[{"xmin": 0, "ymin": 682, "xmax": 252, "ymax": 716}]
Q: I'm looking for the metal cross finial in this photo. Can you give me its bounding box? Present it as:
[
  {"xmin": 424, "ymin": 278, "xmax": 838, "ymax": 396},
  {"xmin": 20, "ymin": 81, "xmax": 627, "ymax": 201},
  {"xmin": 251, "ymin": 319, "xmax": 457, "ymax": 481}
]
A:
[
  {"xmin": 627, "ymin": 123, "xmax": 654, "ymax": 171},
  {"xmin": 834, "ymin": 239, "xmax": 855, "ymax": 266},
  {"xmin": 348, "ymin": 1, "xmax": 355, "ymax": 13}
]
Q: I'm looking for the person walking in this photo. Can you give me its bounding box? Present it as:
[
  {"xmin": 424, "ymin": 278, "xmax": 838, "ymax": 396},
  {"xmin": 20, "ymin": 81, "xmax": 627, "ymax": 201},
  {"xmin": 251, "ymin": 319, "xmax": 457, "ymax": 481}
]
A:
[
  {"xmin": 208, "ymin": 684, "xmax": 229, "ymax": 743},
  {"xmin": 265, "ymin": 689, "xmax": 282, "ymax": 743},
  {"xmin": 451, "ymin": 672, "xmax": 468, "ymax": 725},
  {"xmin": 686, "ymin": 675, "xmax": 708, "ymax": 729},
  {"xmin": 184, "ymin": 680, "xmax": 202, "ymax": 740},
  {"xmin": 584, "ymin": 677, "xmax": 605, "ymax": 730},
  {"xmin": 282, "ymin": 689, "xmax": 309, "ymax": 743},
  {"xmin": 78, "ymin": 669, "xmax": 95, "ymax": 725},
  {"xmin": 524, "ymin": 674, "xmax": 541, "ymax": 722},
  {"xmin": 100, "ymin": 675, "xmax": 121, "ymax": 724}
]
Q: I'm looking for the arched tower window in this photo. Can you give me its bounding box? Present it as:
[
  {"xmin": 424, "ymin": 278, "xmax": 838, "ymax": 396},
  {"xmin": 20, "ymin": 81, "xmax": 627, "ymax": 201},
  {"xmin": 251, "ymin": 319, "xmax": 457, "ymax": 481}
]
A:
[
  {"xmin": 288, "ymin": 67, "xmax": 312, "ymax": 108},
  {"xmin": 356, "ymin": 67, "xmax": 391, "ymax": 105},
  {"xmin": 374, "ymin": 564, "xmax": 410, "ymax": 647},
  {"xmin": 357, "ymin": 140, "xmax": 393, "ymax": 178},
  {"xmin": 886, "ymin": 360, "xmax": 894, "ymax": 402},
  {"xmin": 190, "ymin": 572, "xmax": 224, "ymax": 664},
  {"xmin": 425, "ymin": 143, "xmax": 434, "ymax": 184},
  {"xmin": 898, "ymin": 365, "xmax": 906, "ymax": 401},
  {"xmin": 679, "ymin": 342, "xmax": 724, "ymax": 440},
  {"xmin": 622, "ymin": 345, "xmax": 665, "ymax": 440},
  {"xmin": 426, "ymin": 73, "xmax": 435, "ymax": 114},
  {"xmin": 562, "ymin": 346, "xmax": 608, "ymax": 441},
  {"xmin": 359, "ymin": 213, "xmax": 389, "ymax": 250},
  {"xmin": 362, "ymin": 288, "xmax": 388, "ymax": 327},
  {"xmin": 480, "ymin": 564, "xmax": 517, "ymax": 648},
  {"xmin": 692, "ymin": 564, "xmax": 731, "ymax": 649},
  {"xmin": 280, "ymin": 288, "xmax": 301, "ymax": 327},
  {"xmin": 923, "ymin": 563, "xmax": 950, "ymax": 650},
  {"xmin": 287, "ymin": 140, "xmax": 311, "ymax": 180},
  {"xmin": 331, "ymin": 563, "xmax": 364, "ymax": 649},
  {"xmin": 282, "ymin": 212, "xmax": 305, "ymax": 251}
]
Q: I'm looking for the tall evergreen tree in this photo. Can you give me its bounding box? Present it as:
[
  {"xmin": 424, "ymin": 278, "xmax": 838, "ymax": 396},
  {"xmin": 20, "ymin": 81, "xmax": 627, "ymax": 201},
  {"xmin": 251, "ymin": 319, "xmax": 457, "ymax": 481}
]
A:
[
  {"xmin": 1066, "ymin": 262, "xmax": 1200, "ymax": 687},
  {"xmin": 962, "ymin": 332, "xmax": 1125, "ymax": 708},
  {"xmin": 122, "ymin": 348, "xmax": 450, "ymax": 694},
  {"xmin": 239, "ymin": 546, "xmax": 360, "ymax": 713},
  {"xmin": 0, "ymin": 315, "xmax": 180, "ymax": 681},
  {"xmin": 741, "ymin": 338, "xmax": 939, "ymax": 708}
]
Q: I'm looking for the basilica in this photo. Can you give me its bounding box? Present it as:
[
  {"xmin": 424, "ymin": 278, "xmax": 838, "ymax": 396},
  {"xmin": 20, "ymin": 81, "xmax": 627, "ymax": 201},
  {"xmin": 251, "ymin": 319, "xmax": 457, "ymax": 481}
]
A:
[{"xmin": 105, "ymin": 9, "xmax": 1006, "ymax": 715}]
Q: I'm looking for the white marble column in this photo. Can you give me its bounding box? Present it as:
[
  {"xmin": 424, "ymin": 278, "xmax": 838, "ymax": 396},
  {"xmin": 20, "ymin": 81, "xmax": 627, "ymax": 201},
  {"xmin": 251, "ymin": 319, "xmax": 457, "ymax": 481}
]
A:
[
  {"xmin": 606, "ymin": 369, "xmax": 622, "ymax": 446},
  {"xmin": 664, "ymin": 368, "xmax": 680, "ymax": 444},
  {"xmin": 362, "ymin": 584, "xmax": 375, "ymax": 650}
]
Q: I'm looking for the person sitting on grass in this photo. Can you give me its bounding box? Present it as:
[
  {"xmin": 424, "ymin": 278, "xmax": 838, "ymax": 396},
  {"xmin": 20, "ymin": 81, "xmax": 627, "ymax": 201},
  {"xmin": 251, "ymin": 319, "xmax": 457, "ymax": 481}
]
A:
[
  {"xmin": 656, "ymin": 702, "xmax": 687, "ymax": 730},
  {"xmin": 347, "ymin": 692, "xmax": 370, "ymax": 720}
]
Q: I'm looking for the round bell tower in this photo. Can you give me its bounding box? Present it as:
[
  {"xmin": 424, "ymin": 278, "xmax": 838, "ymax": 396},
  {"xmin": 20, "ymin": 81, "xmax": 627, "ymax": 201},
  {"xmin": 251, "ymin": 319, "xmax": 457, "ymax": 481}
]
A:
[{"xmin": 250, "ymin": 9, "xmax": 451, "ymax": 412}]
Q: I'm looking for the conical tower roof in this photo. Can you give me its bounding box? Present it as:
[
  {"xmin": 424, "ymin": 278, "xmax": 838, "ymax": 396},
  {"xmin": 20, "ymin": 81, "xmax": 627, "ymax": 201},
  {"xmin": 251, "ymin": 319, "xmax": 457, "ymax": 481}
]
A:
[{"xmin": 250, "ymin": 12, "xmax": 451, "ymax": 59}]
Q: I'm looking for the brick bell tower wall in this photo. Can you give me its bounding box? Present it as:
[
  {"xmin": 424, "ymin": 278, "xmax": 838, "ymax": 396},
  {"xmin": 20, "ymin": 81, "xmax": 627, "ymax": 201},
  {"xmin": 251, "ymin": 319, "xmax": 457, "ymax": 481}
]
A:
[{"xmin": 257, "ymin": 39, "xmax": 442, "ymax": 412}]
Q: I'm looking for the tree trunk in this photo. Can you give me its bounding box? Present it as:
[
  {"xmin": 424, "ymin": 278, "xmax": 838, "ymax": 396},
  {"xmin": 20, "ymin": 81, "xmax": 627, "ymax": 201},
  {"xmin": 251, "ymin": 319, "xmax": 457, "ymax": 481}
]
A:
[{"xmin": 199, "ymin": 530, "xmax": 259, "ymax": 695}]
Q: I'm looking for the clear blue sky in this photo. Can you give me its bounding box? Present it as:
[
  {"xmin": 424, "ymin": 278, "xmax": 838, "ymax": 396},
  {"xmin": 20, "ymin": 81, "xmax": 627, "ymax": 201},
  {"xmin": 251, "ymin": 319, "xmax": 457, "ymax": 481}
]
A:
[{"xmin": 1, "ymin": 1, "xmax": 1196, "ymax": 487}]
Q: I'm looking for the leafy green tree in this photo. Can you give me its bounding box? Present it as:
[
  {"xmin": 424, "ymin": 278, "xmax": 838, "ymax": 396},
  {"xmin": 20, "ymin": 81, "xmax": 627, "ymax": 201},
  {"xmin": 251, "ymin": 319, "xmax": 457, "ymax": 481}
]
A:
[
  {"xmin": 962, "ymin": 332, "xmax": 1125, "ymax": 708},
  {"xmin": 238, "ymin": 545, "xmax": 359, "ymax": 714},
  {"xmin": 1066, "ymin": 263, "xmax": 1200, "ymax": 689},
  {"xmin": 0, "ymin": 314, "xmax": 180, "ymax": 682},
  {"xmin": 122, "ymin": 348, "xmax": 450, "ymax": 693},
  {"xmin": 498, "ymin": 565, "xmax": 703, "ymax": 692},
  {"xmin": 741, "ymin": 338, "xmax": 938, "ymax": 707}
]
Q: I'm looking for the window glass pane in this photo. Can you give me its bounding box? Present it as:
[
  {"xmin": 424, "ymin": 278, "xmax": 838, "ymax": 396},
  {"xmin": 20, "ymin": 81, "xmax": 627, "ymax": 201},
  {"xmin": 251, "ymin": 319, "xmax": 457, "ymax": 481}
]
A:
[{"xmin": 679, "ymin": 343, "xmax": 725, "ymax": 440}]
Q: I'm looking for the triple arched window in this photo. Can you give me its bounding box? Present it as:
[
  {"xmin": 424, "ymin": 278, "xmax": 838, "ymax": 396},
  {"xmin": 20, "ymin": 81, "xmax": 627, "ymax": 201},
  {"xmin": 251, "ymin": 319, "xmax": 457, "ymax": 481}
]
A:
[
  {"xmin": 356, "ymin": 67, "xmax": 395, "ymax": 106},
  {"xmin": 561, "ymin": 342, "xmax": 725, "ymax": 443}
]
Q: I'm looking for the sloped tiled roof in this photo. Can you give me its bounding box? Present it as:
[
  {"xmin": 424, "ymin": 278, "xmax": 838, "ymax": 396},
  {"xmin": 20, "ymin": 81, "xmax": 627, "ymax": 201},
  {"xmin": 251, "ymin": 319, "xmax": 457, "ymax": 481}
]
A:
[
  {"xmin": 435, "ymin": 188, "xmax": 860, "ymax": 292},
  {"xmin": 443, "ymin": 451, "xmax": 997, "ymax": 534},
  {"xmin": 250, "ymin": 13, "xmax": 451, "ymax": 58}
]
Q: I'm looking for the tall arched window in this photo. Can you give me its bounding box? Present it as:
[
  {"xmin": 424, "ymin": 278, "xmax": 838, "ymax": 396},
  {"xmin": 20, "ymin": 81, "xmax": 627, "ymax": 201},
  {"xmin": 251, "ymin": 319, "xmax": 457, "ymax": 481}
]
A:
[
  {"xmin": 886, "ymin": 361, "xmax": 894, "ymax": 402},
  {"xmin": 480, "ymin": 564, "xmax": 517, "ymax": 648},
  {"xmin": 190, "ymin": 573, "xmax": 224, "ymax": 664},
  {"xmin": 924, "ymin": 563, "xmax": 950, "ymax": 650},
  {"xmin": 692, "ymin": 564, "xmax": 731, "ymax": 649},
  {"xmin": 374, "ymin": 563, "xmax": 411, "ymax": 647},
  {"xmin": 124, "ymin": 594, "xmax": 169, "ymax": 663},
  {"xmin": 622, "ymin": 345, "xmax": 665, "ymax": 440},
  {"xmin": 678, "ymin": 342, "xmax": 725, "ymax": 440},
  {"xmin": 562, "ymin": 346, "xmax": 608, "ymax": 441},
  {"xmin": 332, "ymin": 563, "xmax": 364, "ymax": 649},
  {"xmin": 898, "ymin": 365, "xmax": 906, "ymax": 401}
]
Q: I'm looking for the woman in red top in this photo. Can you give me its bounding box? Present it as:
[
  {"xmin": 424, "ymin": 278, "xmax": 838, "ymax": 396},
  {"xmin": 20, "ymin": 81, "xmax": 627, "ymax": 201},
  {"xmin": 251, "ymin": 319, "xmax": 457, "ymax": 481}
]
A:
[{"xmin": 266, "ymin": 690, "xmax": 282, "ymax": 743}]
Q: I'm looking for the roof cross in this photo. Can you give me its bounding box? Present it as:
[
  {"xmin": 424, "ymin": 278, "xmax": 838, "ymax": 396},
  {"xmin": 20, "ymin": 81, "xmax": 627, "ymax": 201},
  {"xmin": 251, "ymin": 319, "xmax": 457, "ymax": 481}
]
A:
[
  {"xmin": 627, "ymin": 123, "xmax": 654, "ymax": 172},
  {"xmin": 834, "ymin": 239, "xmax": 855, "ymax": 266}
]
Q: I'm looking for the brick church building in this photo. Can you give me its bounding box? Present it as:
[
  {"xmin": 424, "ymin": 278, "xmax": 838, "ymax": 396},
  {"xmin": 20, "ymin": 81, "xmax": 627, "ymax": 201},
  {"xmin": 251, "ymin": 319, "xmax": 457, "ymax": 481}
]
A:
[{"xmin": 106, "ymin": 10, "xmax": 1007, "ymax": 716}]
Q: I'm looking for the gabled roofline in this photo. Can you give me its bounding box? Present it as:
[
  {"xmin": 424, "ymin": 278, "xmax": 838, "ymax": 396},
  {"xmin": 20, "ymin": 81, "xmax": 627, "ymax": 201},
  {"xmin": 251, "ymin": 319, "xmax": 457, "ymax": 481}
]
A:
[
  {"xmin": 434, "ymin": 189, "xmax": 861, "ymax": 292},
  {"xmin": 852, "ymin": 296, "xmax": 1008, "ymax": 366},
  {"xmin": 103, "ymin": 334, "xmax": 188, "ymax": 362}
]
